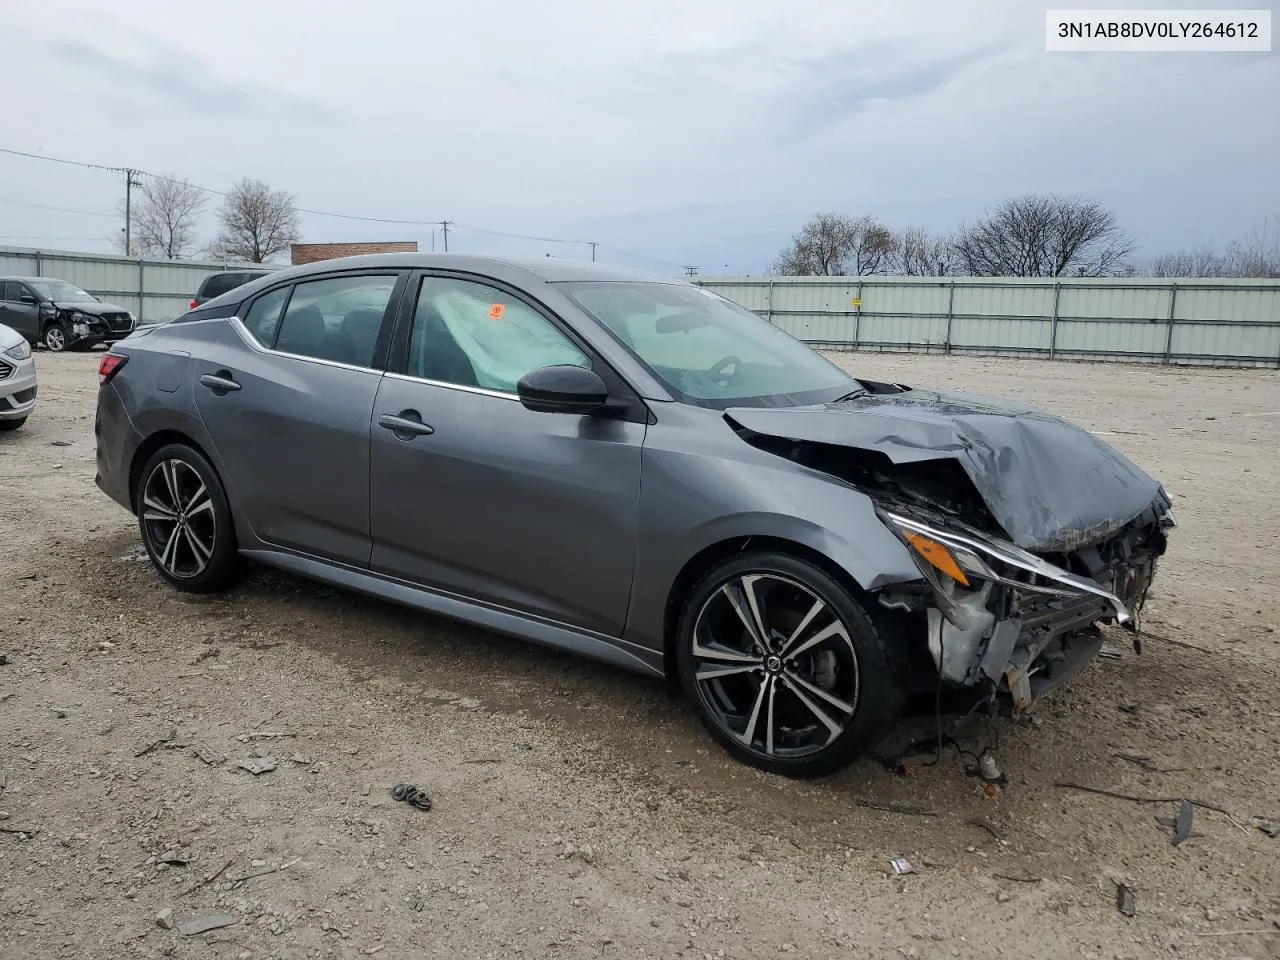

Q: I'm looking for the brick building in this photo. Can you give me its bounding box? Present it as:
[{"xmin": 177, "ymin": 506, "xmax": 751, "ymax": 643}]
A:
[{"xmin": 290, "ymin": 241, "xmax": 418, "ymax": 266}]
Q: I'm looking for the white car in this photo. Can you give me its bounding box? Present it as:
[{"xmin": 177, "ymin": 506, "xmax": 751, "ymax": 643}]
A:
[{"xmin": 0, "ymin": 322, "xmax": 37, "ymax": 431}]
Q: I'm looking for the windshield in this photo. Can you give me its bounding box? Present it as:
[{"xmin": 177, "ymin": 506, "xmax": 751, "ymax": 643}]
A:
[
  {"xmin": 29, "ymin": 279, "xmax": 98, "ymax": 303},
  {"xmin": 560, "ymin": 281, "xmax": 855, "ymax": 408}
]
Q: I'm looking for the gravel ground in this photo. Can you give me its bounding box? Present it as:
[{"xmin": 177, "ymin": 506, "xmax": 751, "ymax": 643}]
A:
[{"xmin": 1, "ymin": 349, "xmax": 1278, "ymax": 960}]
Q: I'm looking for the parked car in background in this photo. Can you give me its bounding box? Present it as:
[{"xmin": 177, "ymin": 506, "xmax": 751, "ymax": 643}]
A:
[
  {"xmin": 93, "ymin": 253, "xmax": 1173, "ymax": 778},
  {"xmin": 0, "ymin": 322, "xmax": 37, "ymax": 430},
  {"xmin": 190, "ymin": 270, "xmax": 273, "ymax": 310},
  {"xmin": 0, "ymin": 277, "xmax": 135, "ymax": 352}
]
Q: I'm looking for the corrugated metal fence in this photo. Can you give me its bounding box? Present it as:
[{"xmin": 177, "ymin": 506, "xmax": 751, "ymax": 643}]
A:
[
  {"xmin": 696, "ymin": 276, "xmax": 1280, "ymax": 367},
  {"xmin": 0, "ymin": 245, "xmax": 266, "ymax": 324}
]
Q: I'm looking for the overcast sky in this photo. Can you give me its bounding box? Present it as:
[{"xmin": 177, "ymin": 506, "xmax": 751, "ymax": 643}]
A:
[{"xmin": 1, "ymin": 0, "xmax": 1276, "ymax": 274}]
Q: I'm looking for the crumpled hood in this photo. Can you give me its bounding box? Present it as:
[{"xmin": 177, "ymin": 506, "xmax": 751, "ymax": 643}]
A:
[
  {"xmin": 726, "ymin": 386, "xmax": 1168, "ymax": 553},
  {"xmin": 53, "ymin": 300, "xmax": 130, "ymax": 316}
]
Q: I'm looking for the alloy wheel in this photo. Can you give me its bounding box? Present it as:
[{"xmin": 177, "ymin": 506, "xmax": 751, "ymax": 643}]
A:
[
  {"xmin": 45, "ymin": 326, "xmax": 67, "ymax": 351},
  {"xmin": 140, "ymin": 459, "xmax": 217, "ymax": 579},
  {"xmin": 690, "ymin": 573, "xmax": 860, "ymax": 760}
]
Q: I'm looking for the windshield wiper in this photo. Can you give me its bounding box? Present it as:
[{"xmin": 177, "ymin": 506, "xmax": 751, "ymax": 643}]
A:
[{"xmin": 832, "ymin": 387, "xmax": 869, "ymax": 403}]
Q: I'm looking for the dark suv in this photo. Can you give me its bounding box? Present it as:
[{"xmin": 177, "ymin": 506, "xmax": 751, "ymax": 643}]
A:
[{"xmin": 190, "ymin": 270, "xmax": 273, "ymax": 310}]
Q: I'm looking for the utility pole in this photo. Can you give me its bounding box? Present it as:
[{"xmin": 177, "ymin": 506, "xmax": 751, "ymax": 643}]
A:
[
  {"xmin": 123, "ymin": 168, "xmax": 142, "ymax": 256},
  {"xmin": 439, "ymin": 221, "xmax": 452, "ymax": 253},
  {"xmin": 588, "ymin": 241, "xmax": 598, "ymax": 262},
  {"xmin": 683, "ymin": 265, "xmax": 699, "ymax": 278}
]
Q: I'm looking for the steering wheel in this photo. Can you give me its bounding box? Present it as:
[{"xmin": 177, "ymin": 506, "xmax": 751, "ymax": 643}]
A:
[{"xmin": 709, "ymin": 355, "xmax": 742, "ymax": 384}]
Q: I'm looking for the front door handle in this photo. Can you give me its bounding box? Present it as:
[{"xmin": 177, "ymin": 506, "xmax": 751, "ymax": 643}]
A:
[
  {"xmin": 199, "ymin": 372, "xmax": 241, "ymax": 394},
  {"xmin": 378, "ymin": 410, "xmax": 435, "ymax": 440}
]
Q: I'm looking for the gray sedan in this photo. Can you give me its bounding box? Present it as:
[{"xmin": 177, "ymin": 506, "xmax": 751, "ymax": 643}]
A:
[{"xmin": 94, "ymin": 254, "xmax": 1172, "ymax": 777}]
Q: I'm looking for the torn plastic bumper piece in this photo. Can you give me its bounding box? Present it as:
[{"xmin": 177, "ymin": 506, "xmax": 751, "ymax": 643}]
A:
[{"xmin": 883, "ymin": 510, "xmax": 1150, "ymax": 712}]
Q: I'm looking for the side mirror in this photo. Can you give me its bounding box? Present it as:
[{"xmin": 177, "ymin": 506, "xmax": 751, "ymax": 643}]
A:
[
  {"xmin": 516, "ymin": 364, "xmax": 608, "ymax": 415},
  {"xmin": 20, "ymin": 295, "xmax": 38, "ymax": 305}
]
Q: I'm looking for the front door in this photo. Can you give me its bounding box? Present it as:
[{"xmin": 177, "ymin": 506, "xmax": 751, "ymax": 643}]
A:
[
  {"xmin": 0, "ymin": 282, "xmax": 40, "ymax": 340},
  {"xmin": 193, "ymin": 271, "xmax": 405, "ymax": 567},
  {"xmin": 369, "ymin": 273, "xmax": 645, "ymax": 636}
]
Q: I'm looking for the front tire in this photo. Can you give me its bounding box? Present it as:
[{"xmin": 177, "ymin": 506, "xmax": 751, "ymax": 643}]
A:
[
  {"xmin": 0, "ymin": 417, "xmax": 26, "ymax": 432},
  {"xmin": 43, "ymin": 322, "xmax": 70, "ymax": 352},
  {"xmin": 676, "ymin": 551, "xmax": 904, "ymax": 778},
  {"xmin": 135, "ymin": 443, "xmax": 242, "ymax": 593}
]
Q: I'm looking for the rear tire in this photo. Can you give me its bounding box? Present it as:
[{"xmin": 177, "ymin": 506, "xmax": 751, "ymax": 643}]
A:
[
  {"xmin": 676, "ymin": 551, "xmax": 904, "ymax": 778},
  {"xmin": 135, "ymin": 443, "xmax": 243, "ymax": 593},
  {"xmin": 43, "ymin": 322, "xmax": 69, "ymax": 352},
  {"xmin": 0, "ymin": 418, "xmax": 26, "ymax": 432}
]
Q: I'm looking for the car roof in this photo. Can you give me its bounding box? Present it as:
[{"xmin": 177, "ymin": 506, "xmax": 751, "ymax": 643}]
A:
[{"xmin": 229, "ymin": 254, "xmax": 678, "ymax": 287}]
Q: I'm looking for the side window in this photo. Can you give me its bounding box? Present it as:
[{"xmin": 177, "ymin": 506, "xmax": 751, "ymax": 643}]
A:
[
  {"xmin": 242, "ymin": 287, "xmax": 289, "ymax": 347},
  {"xmin": 273, "ymin": 275, "xmax": 397, "ymax": 367},
  {"xmin": 2, "ymin": 281, "xmax": 27, "ymax": 302},
  {"xmin": 407, "ymin": 277, "xmax": 589, "ymax": 392}
]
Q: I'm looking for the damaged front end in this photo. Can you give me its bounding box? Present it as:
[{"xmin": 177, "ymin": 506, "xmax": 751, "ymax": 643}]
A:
[{"xmin": 876, "ymin": 500, "xmax": 1173, "ymax": 714}]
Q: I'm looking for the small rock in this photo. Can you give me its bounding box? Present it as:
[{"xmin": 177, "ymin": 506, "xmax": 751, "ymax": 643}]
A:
[
  {"xmin": 578, "ymin": 843, "xmax": 594, "ymax": 863},
  {"xmin": 156, "ymin": 907, "xmax": 174, "ymax": 930},
  {"xmin": 0, "ymin": 812, "xmax": 9, "ymax": 821},
  {"xmin": 997, "ymin": 892, "xmax": 1012, "ymax": 903},
  {"xmin": 51, "ymin": 707, "xmax": 70, "ymax": 718},
  {"xmin": 238, "ymin": 952, "xmax": 252, "ymax": 960},
  {"xmin": 360, "ymin": 784, "xmax": 370, "ymax": 797},
  {"xmin": 1205, "ymin": 908, "xmax": 1222, "ymax": 922},
  {"xmin": 749, "ymin": 842, "xmax": 764, "ymax": 854},
  {"xmin": 290, "ymin": 754, "xmax": 311, "ymax": 765},
  {"xmin": 124, "ymin": 886, "xmax": 139, "ymax": 899}
]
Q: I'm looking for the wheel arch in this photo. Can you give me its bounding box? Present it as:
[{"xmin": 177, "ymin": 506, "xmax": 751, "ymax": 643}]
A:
[
  {"xmin": 660, "ymin": 534, "xmax": 883, "ymax": 680},
  {"xmin": 127, "ymin": 429, "xmax": 218, "ymax": 514}
]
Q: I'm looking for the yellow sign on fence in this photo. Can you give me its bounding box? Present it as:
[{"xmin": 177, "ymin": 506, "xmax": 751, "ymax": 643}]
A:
[{"xmin": 850, "ymin": 297, "xmax": 863, "ymax": 308}]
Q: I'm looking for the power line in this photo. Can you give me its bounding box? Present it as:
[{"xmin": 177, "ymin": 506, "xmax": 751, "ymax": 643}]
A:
[
  {"xmin": 0, "ymin": 196, "xmax": 118, "ymax": 218},
  {"xmin": 0, "ymin": 144, "xmax": 689, "ymax": 270}
]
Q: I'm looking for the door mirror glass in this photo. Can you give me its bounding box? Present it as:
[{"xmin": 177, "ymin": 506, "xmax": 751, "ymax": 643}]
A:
[
  {"xmin": 517, "ymin": 364, "xmax": 608, "ymax": 414},
  {"xmin": 20, "ymin": 295, "xmax": 38, "ymax": 305}
]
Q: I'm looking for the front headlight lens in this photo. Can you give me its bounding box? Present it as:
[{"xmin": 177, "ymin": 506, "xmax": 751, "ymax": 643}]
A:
[{"xmin": 4, "ymin": 340, "xmax": 32, "ymax": 361}]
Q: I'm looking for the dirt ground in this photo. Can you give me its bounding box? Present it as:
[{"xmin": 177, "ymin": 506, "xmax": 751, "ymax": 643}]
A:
[{"xmin": 2, "ymin": 349, "xmax": 1278, "ymax": 960}]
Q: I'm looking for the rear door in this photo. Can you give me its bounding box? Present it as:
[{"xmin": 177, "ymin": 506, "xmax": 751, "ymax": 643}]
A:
[{"xmin": 192, "ymin": 270, "xmax": 407, "ymax": 566}]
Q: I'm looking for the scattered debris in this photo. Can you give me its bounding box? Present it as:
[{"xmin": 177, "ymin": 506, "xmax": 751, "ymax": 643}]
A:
[
  {"xmin": 180, "ymin": 857, "xmax": 233, "ymax": 897},
  {"xmin": 1254, "ymin": 818, "xmax": 1279, "ymax": 838},
  {"xmin": 51, "ymin": 706, "xmax": 70, "ymax": 718},
  {"xmin": 1097, "ymin": 644, "xmax": 1126, "ymax": 660},
  {"xmin": 967, "ymin": 817, "xmax": 1005, "ymax": 843},
  {"xmin": 156, "ymin": 852, "xmax": 190, "ymax": 866},
  {"xmin": 1053, "ymin": 781, "xmax": 1238, "ymax": 819},
  {"xmin": 996, "ymin": 891, "xmax": 1012, "ymax": 903},
  {"xmin": 49, "ymin": 440, "xmax": 73, "ymax": 447},
  {"xmin": 192, "ymin": 746, "xmax": 223, "ymax": 766},
  {"xmin": 289, "ymin": 753, "xmax": 312, "ymax": 765},
  {"xmin": 236, "ymin": 731, "xmax": 296, "ymax": 742},
  {"xmin": 1172, "ymin": 799, "xmax": 1194, "ymax": 846},
  {"xmin": 176, "ymin": 914, "xmax": 239, "ymax": 937},
  {"xmin": 155, "ymin": 907, "xmax": 174, "ymax": 930},
  {"xmin": 193, "ymin": 647, "xmax": 219, "ymax": 664},
  {"xmin": 1194, "ymin": 929, "xmax": 1280, "ymax": 938},
  {"xmin": 136, "ymin": 729, "xmax": 177, "ymax": 758},
  {"xmin": 1115, "ymin": 882, "xmax": 1136, "ymax": 917},
  {"xmin": 1117, "ymin": 703, "xmax": 1140, "ymax": 715},
  {"xmin": 0, "ymin": 654, "xmax": 8, "ymax": 666},
  {"xmin": 226, "ymin": 858, "xmax": 299, "ymax": 883},
  {"xmin": 856, "ymin": 799, "xmax": 938, "ymax": 817},
  {"xmin": 993, "ymin": 873, "xmax": 1043, "ymax": 884},
  {"xmin": 236, "ymin": 756, "xmax": 278, "ymax": 776},
  {"xmin": 1113, "ymin": 752, "xmax": 1155, "ymax": 770},
  {"xmin": 391, "ymin": 783, "xmax": 433, "ymax": 811},
  {"xmin": 889, "ymin": 857, "xmax": 917, "ymax": 875},
  {"xmin": 979, "ymin": 754, "xmax": 1002, "ymax": 782},
  {"xmin": 0, "ymin": 825, "xmax": 39, "ymax": 836}
]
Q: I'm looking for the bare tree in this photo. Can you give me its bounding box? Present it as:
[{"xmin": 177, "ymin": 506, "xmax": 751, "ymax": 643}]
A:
[
  {"xmin": 1148, "ymin": 247, "xmax": 1230, "ymax": 278},
  {"xmin": 111, "ymin": 174, "xmax": 206, "ymax": 259},
  {"xmin": 212, "ymin": 178, "xmax": 301, "ymax": 263},
  {"xmin": 773, "ymin": 213, "xmax": 896, "ymax": 276},
  {"xmin": 951, "ymin": 194, "xmax": 1134, "ymax": 277},
  {"xmin": 893, "ymin": 226, "xmax": 952, "ymax": 276},
  {"xmin": 1225, "ymin": 213, "xmax": 1280, "ymax": 278}
]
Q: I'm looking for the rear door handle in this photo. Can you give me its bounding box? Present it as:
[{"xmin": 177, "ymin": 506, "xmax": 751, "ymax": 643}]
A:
[
  {"xmin": 378, "ymin": 411, "xmax": 435, "ymax": 439},
  {"xmin": 199, "ymin": 372, "xmax": 241, "ymax": 394}
]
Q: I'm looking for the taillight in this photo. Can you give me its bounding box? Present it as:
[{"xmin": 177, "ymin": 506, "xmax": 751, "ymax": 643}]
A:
[
  {"xmin": 189, "ymin": 299, "xmax": 198, "ymax": 310},
  {"xmin": 99, "ymin": 353, "xmax": 128, "ymax": 385}
]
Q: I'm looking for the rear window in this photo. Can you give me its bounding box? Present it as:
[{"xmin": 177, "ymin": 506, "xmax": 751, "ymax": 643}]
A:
[{"xmin": 199, "ymin": 272, "xmax": 266, "ymax": 300}]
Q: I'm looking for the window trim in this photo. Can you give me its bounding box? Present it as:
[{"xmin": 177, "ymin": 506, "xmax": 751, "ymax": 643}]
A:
[
  {"xmin": 385, "ymin": 269, "xmax": 650, "ymax": 422},
  {"xmin": 234, "ymin": 268, "xmax": 410, "ymax": 371}
]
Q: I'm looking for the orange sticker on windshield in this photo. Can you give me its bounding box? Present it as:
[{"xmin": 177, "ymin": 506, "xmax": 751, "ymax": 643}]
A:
[{"xmin": 488, "ymin": 303, "xmax": 505, "ymax": 320}]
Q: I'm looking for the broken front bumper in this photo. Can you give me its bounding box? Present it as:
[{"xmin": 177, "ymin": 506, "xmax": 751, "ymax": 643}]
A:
[{"xmin": 882, "ymin": 508, "xmax": 1171, "ymax": 713}]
